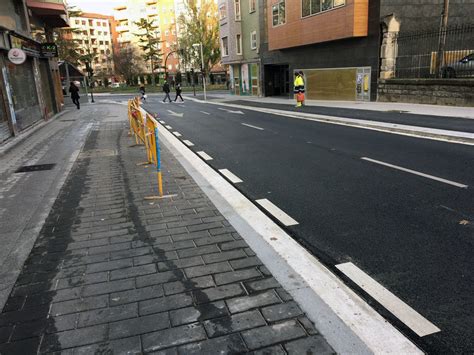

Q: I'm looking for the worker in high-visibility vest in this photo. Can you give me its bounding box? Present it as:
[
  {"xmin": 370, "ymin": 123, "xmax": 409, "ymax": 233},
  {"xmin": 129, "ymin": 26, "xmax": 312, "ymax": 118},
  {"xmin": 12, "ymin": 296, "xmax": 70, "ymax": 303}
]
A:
[{"xmin": 294, "ymin": 71, "xmax": 305, "ymax": 108}]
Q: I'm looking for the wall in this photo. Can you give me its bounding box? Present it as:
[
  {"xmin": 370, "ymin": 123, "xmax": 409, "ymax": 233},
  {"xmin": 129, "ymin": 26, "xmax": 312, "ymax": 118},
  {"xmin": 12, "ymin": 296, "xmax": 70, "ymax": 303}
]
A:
[
  {"xmin": 380, "ymin": 0, "xmax": 474, "ymax": 33},
  {"xmin": 377, "ymin": 79, "xmax": 474, "ymax": 106},
  {"xmin": 240, "ymin": 0, "xmax": 260, "ymax": 63},
  {"xmin": 267, "ymin": 0, "xmax": 368, "ymax": 50},
  {"xmin": 219, "ymin": 0, "xmax": 243, "ymax": 65}
]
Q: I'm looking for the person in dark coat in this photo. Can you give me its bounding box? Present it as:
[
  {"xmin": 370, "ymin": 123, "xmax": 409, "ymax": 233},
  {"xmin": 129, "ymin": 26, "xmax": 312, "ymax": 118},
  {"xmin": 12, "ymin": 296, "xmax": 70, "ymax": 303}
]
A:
[
  {"xmin": 174, "ymin": 83, "xmax": 184, "ymax": 102},
  {"xmin": 139, "ymin": 86, "xmax": 146, "ymax": 102},
  {"xmin": 162, "ymin": 81, "xmax": 172, "ymax": 103},
  {"xmin": 69, "ymin": 82, "xmax": 80, "ymax": 109}
]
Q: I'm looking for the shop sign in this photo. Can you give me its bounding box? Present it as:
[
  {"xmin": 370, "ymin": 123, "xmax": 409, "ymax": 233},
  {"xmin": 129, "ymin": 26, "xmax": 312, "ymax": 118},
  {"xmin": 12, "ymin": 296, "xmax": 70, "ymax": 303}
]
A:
[
  {"xmin": 8, "ymin": 48, "xmax": 27, "ymax": 65},
  {"xmin": 9, "ymin": 34, "xmax": 41, "ymax": 57},
  {"xmin": 41, "ymin": 43, "xmax": 58, "ymax": 58}
]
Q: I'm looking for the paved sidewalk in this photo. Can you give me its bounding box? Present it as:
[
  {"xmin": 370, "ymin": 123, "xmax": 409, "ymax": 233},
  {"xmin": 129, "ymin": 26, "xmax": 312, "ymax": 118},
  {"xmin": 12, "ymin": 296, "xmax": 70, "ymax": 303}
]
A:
[{"xmin": 0, "ymin": 104, "xmax": 334, "ymax": 354}]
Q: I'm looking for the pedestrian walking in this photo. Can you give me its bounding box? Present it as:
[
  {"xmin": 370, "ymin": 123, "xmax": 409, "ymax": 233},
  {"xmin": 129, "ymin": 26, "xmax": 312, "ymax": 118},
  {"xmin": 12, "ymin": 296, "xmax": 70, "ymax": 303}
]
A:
[
  {"xmin": 294, "ymin": 71, "xmax": 305, "ymax": 108},
  {"xmin": 174, "ymin": 83, "xmax": 184, "ymax": 102},
  {"xmin": 69, "ymin": 82, "xmax": 80, "ymax": 109},
  {"xmin": 139, "ymin": 86, "xmax": 147, "ymax": 102},
  {"xmin": 162, "ymin": 81, "xmax": 172, "ymax": 103}
]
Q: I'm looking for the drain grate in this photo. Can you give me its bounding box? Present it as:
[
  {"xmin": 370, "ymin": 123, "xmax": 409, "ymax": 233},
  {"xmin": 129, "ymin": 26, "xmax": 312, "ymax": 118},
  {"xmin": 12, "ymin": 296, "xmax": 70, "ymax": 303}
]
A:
[{"xmin": 15, "ymin": 164, "xmax": 56, "ymax": 173}]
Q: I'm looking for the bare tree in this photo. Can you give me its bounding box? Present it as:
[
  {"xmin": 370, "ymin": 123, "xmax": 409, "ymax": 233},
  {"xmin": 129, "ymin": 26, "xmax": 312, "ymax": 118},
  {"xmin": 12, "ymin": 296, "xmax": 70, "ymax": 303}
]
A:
[{"xmin": 113, "ymin": 44, "xmax": 141, "ymax": 84}]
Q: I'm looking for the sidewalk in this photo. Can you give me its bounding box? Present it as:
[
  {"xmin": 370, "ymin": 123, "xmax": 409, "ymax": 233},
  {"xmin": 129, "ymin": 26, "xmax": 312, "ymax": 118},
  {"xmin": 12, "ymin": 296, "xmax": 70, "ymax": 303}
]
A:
[{"xmin": 0, "ymin": 104, "xmax": 334, "ymax": 354}]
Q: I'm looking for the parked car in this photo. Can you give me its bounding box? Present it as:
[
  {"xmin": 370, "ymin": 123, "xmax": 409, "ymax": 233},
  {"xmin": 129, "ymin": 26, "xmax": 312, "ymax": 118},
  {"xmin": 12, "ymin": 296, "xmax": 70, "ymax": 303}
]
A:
[
  {"xmin": 110, "ymin": 82, "xmax": 121, "ymax": 88},
  {"xmin": 442, "ymin": 52, "xmax": 474, "ymax": 78}
]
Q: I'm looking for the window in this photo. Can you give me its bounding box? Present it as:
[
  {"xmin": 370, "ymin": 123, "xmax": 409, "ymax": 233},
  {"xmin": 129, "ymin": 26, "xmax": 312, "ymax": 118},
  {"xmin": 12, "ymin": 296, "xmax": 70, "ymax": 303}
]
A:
[
  {"xmin": 236, "ymin": 34, "xmax": 242, "ymax": 55},
  {"xmin": 219, "ymin": 4, "xmax": 227, "ymax": 20},
  {"xmin": 249, "ymin": 0, "xmax": 256, "ymax": 13},
  {"xmin": 104, "ymin": 31, "xmax": 108, "ymax": 35},
  {"xmin": 250, "ymin": 31, "xmax": 257, "ymax": 50},
  {"xmin": 272, "ymin": 0, "xmax": 285, "ymax": 26},
  {"xmin": 82, "ymin": 20, "xmax": 86, "ymax": 25},
  {"xmin": 103, "ymin": 22, "xmax": 107, "ymax": 26},
  {"xmin": 105, "ymin": 41, "xmax": 109, "ymax": 45},
  {"xmin": 302, "ymin": 0, "xmax": 344, "ymax": 17},
  {"xmin": 98, "ymin": 31, "xmax": 102, "ymax": 35},
  {"xmin": 99, "ymin": 41, "xmax": 103, "ymax": 45},
  {"xmin": 234, "ymin": 0, "xmax": 241, "ymax": 21},
  {"xmin": 75, "ymin": 20, "xmax": 80, "ymax": 25},
  {"xmin": 222, "ymin": 37, "xmax": 229, "ymax": 56}
]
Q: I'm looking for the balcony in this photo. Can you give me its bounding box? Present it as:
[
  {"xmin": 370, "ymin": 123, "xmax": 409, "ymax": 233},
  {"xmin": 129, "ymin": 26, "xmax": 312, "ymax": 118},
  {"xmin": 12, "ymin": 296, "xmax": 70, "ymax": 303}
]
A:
[{"xmin": 26, "ymin": 0, "xmax": 68, "ymax": 28}]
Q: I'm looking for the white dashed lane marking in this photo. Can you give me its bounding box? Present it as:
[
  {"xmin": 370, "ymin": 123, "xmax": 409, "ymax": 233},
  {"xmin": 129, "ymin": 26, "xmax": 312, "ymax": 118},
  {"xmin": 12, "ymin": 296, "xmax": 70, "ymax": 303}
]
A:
[
  {"xmin": 336, "ymin": 262, "xmax": 441, "ymax": 337},
  {"xmin": 200, "ymin": 111, "xmax": 210, "ymax": 115},
  {"xmin": 241, "ymin": 123, "xmax": 264, "ymax": 131},
  {"xmin": 173, "ymin": 132, "xmax": 182, "ymax": 137},
  {"xmin": 165, "ymin": 125, "xmax": 172, "ymax": 129},
  {"xmin": 255, "ymin": 199, "xmax": 299, "ymax": 226},
  {"xmin": 361, "ymin": 157, "xmax": 468, "ymax": 189},
  {"xmin": 197, "ymin": 151, "xmax": 213, "ymax": 161},
  {"xmin": 218, "ymin": 169, "xmax": 243, "ymax": 184}
]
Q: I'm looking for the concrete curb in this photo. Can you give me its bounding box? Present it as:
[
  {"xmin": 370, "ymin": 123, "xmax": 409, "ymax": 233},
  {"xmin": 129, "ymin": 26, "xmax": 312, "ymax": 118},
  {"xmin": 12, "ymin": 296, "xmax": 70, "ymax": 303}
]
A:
[
  {"xmin": 186, "ymin": 97, "xmax": 474, "ymax": 145},
  {"xmin": 140, "ymin": 105, "xmax": 423, "ymax": 354},
  {"xmin": 0, "ymin": 110, "xmax": 70, "ymax": 157}
]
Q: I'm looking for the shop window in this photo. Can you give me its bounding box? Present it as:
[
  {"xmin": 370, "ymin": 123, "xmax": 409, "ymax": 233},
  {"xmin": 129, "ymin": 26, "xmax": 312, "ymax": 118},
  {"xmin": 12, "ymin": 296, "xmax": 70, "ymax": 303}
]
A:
[
  {"xmin": 272, "ymin": 0, "xmax": 285, "ymax": 26},
  {"xmin": 302, "ymin": 0, "xmax": 344, "ymax": 17},
  {"xmin": 236, "ymin": 34, "xmax": 242, "ymax": 55},
  {"xmin": 222, "ymin": 37, "xmax": 229, "ymax": 56}
]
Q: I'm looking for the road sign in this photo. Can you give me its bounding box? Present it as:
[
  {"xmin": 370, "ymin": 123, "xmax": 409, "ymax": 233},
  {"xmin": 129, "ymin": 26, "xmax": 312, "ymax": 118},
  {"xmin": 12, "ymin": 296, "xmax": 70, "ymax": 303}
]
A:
[{"xmin": 7, "ymin": 48, "xmax": 26, "ymax": 65}]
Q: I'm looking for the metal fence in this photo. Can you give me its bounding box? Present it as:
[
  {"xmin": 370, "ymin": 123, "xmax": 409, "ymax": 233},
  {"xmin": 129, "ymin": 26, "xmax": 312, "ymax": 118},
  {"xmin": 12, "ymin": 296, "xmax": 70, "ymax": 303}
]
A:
[{"xmin": 395, "ymin": 24, "xmax": 474, "ymax": 79}]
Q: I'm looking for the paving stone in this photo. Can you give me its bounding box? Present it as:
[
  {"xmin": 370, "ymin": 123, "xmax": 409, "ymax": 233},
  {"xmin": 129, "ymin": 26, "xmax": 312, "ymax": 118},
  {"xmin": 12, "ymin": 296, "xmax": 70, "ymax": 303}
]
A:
[
  {"xmin": 219, "ymin": 240, "xmax": 249, "ymax": 251},
  {"xmin": 194, "ymin": 284, "xmax": 246, "ymax": 304},
  {"xmin": 245, "ymin": 277, "xmax": 280, "ymax": 293},
  {"xmin": 251, "ymin": 345, "xmax": 286, "ymax": 354},
  {"xmin": 109, "ymin": 263, "xmax": 157, "ymax": 280},
  {"xmin": 110, "ymin": 285, "xmax": 164, "ymax": 306},
  {"xmin": 226, "ymin": 290, "xmax": 281, "ymax": 314},
  {"xmin": 276, "ymin": 287, "xmax": 293, "ymax": 302},
  {"xmin": 171, "ymin": 230, "xmax": 209, "ymax": 242},
  {"xmin": 214, "ymin": 269, "xmax": 262, "ymax": 286},
  {"xmin": 50, "ymin": 295, "xmax": 108, "ymax": 317},
  {"xmin": 194, "ymin": 234, "xmax": 235, "ymax": 247},
  {"xmin": 298, "ymin": 316, "xmax": 319, "ymax": 336},
  {"xmin": 230, "ymin": 256, "xmax": 263, "ymax": 270},
  {"xmin": 82, "ymin": 279, "xmax": 135, "ymax": 297},
  {"xmin": 74, "ymin": 336, "xmax": 142, "ymax": 355},
  {"xmin": 163, "ymin": 276, "xmax": 215, "ymax": 295},
  {"xmin": 10, "ymin": 319, "xmax": 48, "ymax": 341},
  {"xmin": 109, "ymin": 312, "xmax": 169, "ymax": 339},
  {"xmin": 261, "ymin": 301, "xmax": 303, "ymax": 322},
  {"xmin": 241, "ymin": 320, "xmax": 307, "ymax": 350},
  {"xmin": 56, "ymin": 271, "xmax": 109, "ymax": 290},
  {"xmin": 40, "ymin": 324, "xmax": 108, "ymax": 352},
  {"xmin": 169, "ymin": 301, "xmax": 228, "ymax": 326},
  {"xmin": 284, "ymin": 335, "xmax": 335, "ymax": 354},
  {"xmin": 139, "ymin": 293, "xmax": 193, "ymax": 315},
  {"xmin": 142, "ymin": 323, "xmax": 206, "ymax": 352},
  {"xmin": 184, "ymin": 262, "xmax": 232, "ymax": 279},
  {"xmin": 157, "ymin": 256, "xmax": 203, "ymax": 272},
  {"xmin": 136, "ymin": 270, "xmax": 184, "ymax": 288},
  {"xmin": 0, "ymin": 337, "xmax": 40, "ymax": 354},
  {"xmin": 133, "ymin": 251, "xmax": 178, "ymax": 266},
  {"xmin": 0, "ymin": 326, "xmax": 12, "ymax": 343},
  {"xmin": 86, "ymin": 258, "xmax": 133, "ymax": 274},
  {"xmin": 77, "ymin": 303, "xmax": 138, "ymax": 327},
  {"xmin": 45, "ymin": 313, "xmax": 78, "ymax": 333},
  {"xmin": 88, "ymin": 242, "xmax": 131, "ymax": 255},
  {"xmin": 178, "ymin": 333, "xmax": 247, "ymax": 354},
  {"xmin": 202, "ymin": 250, "xmax": 247, "ymax": 264},
  {"xmin": 203, "ymin": 310, "xmax": 266, "ymax": 337},
  {"xmin": 177, "ymin": 245, "xmax": 220, "ymax": 259}
]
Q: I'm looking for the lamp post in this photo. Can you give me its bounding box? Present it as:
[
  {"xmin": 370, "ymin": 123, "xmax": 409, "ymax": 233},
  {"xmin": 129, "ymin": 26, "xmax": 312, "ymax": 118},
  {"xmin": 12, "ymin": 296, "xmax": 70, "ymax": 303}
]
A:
[{"xmin": 192, "ymin": 43, "xmax": 206, "ymax": 101}]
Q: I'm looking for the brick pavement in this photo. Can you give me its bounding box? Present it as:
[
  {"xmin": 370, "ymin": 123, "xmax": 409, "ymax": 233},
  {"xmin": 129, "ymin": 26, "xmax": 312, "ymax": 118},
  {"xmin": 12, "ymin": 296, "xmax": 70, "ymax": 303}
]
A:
[{"xmin": 0, "ymin": 105, "xmax": 335, "ymax": 354}]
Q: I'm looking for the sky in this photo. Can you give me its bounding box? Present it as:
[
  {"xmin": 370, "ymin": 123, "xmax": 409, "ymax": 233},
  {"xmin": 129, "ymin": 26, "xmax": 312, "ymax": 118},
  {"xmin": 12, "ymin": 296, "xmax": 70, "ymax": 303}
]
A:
[{"xmin": 67, "ymin": 0, "xmax": 123, "ymax": 15}]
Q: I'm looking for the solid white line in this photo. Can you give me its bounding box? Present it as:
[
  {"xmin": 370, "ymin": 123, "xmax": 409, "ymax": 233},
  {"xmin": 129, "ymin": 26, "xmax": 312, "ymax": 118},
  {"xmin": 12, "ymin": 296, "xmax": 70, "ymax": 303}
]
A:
[
  {"xmin": 256, "ymin": 199, "xmax": 299, "ymax": 227},
  {"xmin": 183, "ymin": 140, "xmax": 194, "ymax": 147},
  {"xmin": 172, "ymin": 132, "xmax": 182, "ymax": 137},
  {"xmin": 200, "ymin": 111, "xmax": 210, "ymax": 115},
  {"xmin": 336, "ymin": 262, "xmax": 441, "ymax": 337},
  {"xmin": 361, "ymin": 157, "xmax": 468, "ymax": 189},
  {"xmin": 241, "ymin": 123, "xmax": 264, "ymax": 131},
  {"xmin": 197, "ymin": 151, "xmax": 213, "ymax": 161},
  {"xmin": 165, "ymin": 125, "xmax": 172, "ymax": 129},
  {"xmin": 218, "ymin": 169, "xmax": 243, "ymax": 183}
]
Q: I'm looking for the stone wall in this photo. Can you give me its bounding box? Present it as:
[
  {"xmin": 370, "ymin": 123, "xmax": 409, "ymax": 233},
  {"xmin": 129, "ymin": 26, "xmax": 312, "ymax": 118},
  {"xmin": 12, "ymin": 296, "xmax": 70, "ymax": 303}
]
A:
[{"xmin": 377, "ymin": 79, "xmax": 474, "ymax": 106}]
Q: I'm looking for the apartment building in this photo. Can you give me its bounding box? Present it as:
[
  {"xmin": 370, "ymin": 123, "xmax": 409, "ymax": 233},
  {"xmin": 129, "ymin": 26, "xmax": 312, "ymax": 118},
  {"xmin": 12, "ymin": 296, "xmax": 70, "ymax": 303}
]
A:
[
  {"xmin": 219, "ymin": 0, "xmax": 261, "ymax": 95},
  {"xmin": 69, "ymin": 13, "xmax": 115, "ymax": 81},
  {"xmin": 0, "ymin": 0, "xmax": 67, "ymax": 142},
  {"xmin": 114, "ymin": 0, "xmax": 180, "ymax": 79}
]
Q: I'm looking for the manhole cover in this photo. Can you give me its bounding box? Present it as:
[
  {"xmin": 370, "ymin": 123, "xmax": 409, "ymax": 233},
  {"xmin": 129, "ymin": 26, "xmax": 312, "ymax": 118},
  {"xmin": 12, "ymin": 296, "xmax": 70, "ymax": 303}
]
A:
[{"xmin": 15, "ymin": 164, "xmax": 56, "ymax": 173}]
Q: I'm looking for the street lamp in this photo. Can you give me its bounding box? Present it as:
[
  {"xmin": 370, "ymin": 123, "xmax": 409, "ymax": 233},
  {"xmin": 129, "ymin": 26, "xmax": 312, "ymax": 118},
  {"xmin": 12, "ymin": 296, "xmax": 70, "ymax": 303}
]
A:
[{"xmin": 192, "ymin": 43, "xmax": 206, "ymax": 101}]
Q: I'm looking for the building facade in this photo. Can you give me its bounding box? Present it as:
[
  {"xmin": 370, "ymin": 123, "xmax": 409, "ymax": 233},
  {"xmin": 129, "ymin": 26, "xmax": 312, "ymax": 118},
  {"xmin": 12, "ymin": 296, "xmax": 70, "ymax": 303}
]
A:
[
  {"xmin": 69, "ymin": 13, "xmax": 115, "ymax": 83},
  {"xmin": 114, "ymin": 0, "xmax": 180, "ymax": 81},
  {"xmin": 0, "ymin": 0, "xmax": 67, "ymax": 143},
  {"xmin": 219, "ymin": 0, "xmax": 261, "ymax": 95}
]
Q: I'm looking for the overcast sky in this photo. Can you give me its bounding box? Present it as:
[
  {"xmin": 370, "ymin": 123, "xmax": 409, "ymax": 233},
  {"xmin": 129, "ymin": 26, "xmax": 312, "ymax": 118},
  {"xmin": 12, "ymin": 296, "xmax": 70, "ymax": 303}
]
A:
[{"xmin": 68, "ymin": 0, "xmax": 122, "ymax": 15}]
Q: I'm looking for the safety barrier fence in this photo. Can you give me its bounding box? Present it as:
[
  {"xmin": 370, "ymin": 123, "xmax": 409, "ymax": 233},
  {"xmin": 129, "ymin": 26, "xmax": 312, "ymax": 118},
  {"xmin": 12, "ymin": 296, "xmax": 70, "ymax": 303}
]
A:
[{"xmin": 128, "ymin": 97, "xmax": 163, "ymax": 198}]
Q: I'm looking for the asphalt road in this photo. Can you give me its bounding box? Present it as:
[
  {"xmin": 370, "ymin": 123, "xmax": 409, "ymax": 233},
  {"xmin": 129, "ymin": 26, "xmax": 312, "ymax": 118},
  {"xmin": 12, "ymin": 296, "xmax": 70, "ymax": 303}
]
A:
[{"xmin": 99, "ymin": 95, "xmax": 474, "ymax": 353}]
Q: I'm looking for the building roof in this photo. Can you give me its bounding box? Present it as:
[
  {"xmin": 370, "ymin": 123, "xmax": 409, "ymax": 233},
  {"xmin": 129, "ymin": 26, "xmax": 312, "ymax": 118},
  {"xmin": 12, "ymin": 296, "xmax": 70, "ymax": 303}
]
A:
[{"xmin": 76, "ymin": 12, "xmax": 113, "ymax": 20}]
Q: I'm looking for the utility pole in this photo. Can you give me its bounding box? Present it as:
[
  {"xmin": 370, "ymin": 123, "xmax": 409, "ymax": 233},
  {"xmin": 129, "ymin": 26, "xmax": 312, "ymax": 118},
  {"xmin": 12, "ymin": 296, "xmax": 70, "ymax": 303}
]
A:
[{"xmin": 436, "ymin": 0, "xmax": 450, "ymax": 78}]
